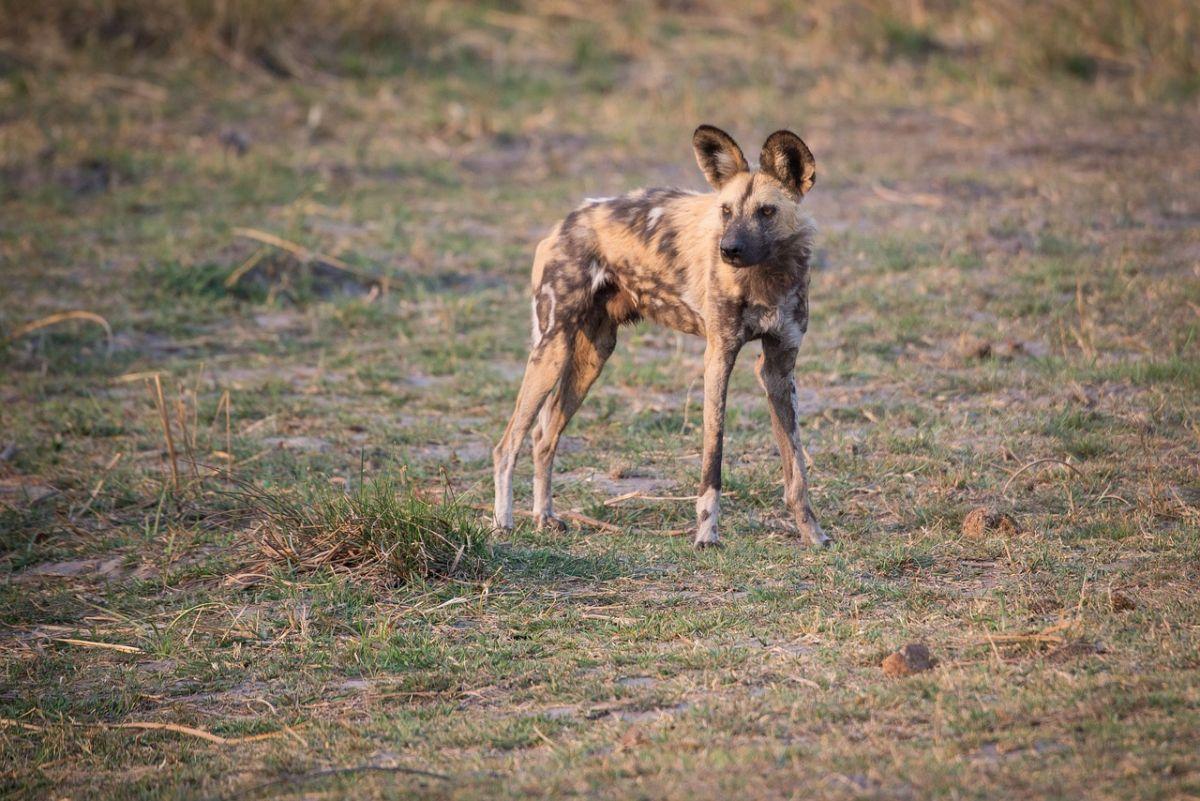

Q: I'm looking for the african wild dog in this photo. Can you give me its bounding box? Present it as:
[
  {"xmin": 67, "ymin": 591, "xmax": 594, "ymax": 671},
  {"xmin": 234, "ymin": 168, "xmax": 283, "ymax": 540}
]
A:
[{"xmin": 493, "ymin": 125, "xmax": 828, "ymax": 549}]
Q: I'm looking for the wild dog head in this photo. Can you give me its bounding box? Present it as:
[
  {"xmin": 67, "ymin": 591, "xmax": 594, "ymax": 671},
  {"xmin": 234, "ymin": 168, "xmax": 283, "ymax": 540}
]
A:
[{"xmin": 692, "ymin": 125, "xmax": 816, "ymax": 268}]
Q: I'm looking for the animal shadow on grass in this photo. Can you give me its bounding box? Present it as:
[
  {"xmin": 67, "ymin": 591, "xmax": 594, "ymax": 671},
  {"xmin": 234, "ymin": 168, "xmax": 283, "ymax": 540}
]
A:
[{"xmin": 491, "ymin": 542, "xmax": 631, "ymax": 584}]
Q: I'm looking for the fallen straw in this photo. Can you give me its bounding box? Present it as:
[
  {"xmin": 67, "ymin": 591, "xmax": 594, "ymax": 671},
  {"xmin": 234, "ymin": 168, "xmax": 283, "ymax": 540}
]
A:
[
  {"xmin": 231, "ymin": 227, "xmax": 387, "ymax": 290},
  {"xmin": 4, "ymin": 310, "xmax": 114, "ymax": 354},
  {"xmin": 53, "ymin": 638, "xmax": 142, "ymax": 654},
  {"xmin": 0, "ymin": 717, "xmax": 281, "ymax": 745},
  {"xmin": 150, "ymin": 375, "xmax": 180, "ymax": 490}
]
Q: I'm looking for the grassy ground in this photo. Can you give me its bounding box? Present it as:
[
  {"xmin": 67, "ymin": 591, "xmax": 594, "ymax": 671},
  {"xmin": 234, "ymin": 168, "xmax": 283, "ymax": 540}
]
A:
[{"xmin": 2, "ymin": 3, "xmax": 1199, "ymax": 799}]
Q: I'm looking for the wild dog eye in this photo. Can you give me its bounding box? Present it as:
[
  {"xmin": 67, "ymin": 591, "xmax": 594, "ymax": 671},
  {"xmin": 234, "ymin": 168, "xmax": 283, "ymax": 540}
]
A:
[
  {"xmin": 758, "ymin": 205, "xmax": 776, "ymax": 219},
  {"xmin": 720, "ymin": 204, "xmax": 732, "ymax": 218}
]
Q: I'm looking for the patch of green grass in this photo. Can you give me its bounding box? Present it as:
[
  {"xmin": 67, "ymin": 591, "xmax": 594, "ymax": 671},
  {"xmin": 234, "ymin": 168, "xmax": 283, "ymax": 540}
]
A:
[
  {"xmin": 351, "ymin": 626, "xmax": 453, "ymax": 675},
  {"xmin": 846, "ymin": 234, "xmax": 934, "ymax": 273},
  {"xmin": 140, "ymin": 260, "xmax": 268, "ymax": 304},
  {"xmin": 1035, "ymin": 232, "xmax": 1084, "ymax": 257},
  {"xmin": 1088, "ymin": 355, "xmax": 1200, "ymax": 390},
  {"xmin": 881, "ymin": 19, "xmax": 943, "ymax": 61},
  {"xmin": 0, "ymin": 504, "xmax": 55, "ymax": 554},
  {"xmin": 1042, "ymin": 408, "xmax": 1113, "ymax": 460},
  {"xmin": 236, "ymin": 476, "xmax": 492, "ymax": 586},
  {"xmin": 495, "ymin": 543, "xmax": 627, "ymax": 582}
]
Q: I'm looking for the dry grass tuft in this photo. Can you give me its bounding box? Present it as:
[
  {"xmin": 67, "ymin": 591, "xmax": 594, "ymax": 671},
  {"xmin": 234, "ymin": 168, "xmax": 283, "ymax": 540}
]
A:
[{"xmin": 231, "ymin": 477, "xmax": 491, "ymax": 588}]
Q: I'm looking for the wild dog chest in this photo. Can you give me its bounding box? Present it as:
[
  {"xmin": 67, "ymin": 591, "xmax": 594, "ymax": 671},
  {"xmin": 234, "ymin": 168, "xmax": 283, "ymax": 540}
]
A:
[{"xmin": 738, "ymin": 287, "xmax": 808, "ymax": 347}]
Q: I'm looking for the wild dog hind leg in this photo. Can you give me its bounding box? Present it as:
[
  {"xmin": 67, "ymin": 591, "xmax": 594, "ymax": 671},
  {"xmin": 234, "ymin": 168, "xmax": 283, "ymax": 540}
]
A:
[{"xmin": 531, "ymin": 310, "xmax": 617, "ymax": 530}]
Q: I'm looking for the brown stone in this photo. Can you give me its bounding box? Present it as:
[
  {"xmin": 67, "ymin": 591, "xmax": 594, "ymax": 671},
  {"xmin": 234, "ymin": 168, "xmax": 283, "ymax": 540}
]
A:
[
  {"xmin": 882, "ymin": 643, "xmax": 936, "ymax": 676},
  {"xmin": 992, "ymin": 339, "xmax": 1027, "ymax": 360},
  {"xmin": 961, "ymin": 507, "xmax": 1018, "ymax": 538},
  {"xmin": 957, "ymin": 335, "xmax": 992, "ymax": 361},
  {"xmin": 1110, "ymin": 591, "xmax": 1137, "ymax": 612},
  {"xmin": 0, "ymin": 478, "xmax": 58, "ymax": 507},
  {"xmin": 616, "ymin": 725, "xmax": 648, "ymax": 752}
]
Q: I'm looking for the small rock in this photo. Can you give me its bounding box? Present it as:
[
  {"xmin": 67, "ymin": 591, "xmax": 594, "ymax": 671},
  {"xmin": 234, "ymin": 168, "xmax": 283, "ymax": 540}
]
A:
[
  {"xmin": 0, "ymin": 478, "xmax": 58, "ymax": 506},
  {"xmin": 368, "ymin": 749, "xmax": 403, "ymax": 769},
  {"xmin": 992, "ymin": 340, "xmax": 1027, "ymax": 360},
  {"xmin": 253, "ymin": 312, "xmax": 301, "ymax": 332},
  {"xmin": 616, "ymin": 725, "xmax": 648, "ymax": 752},
  {"xmin": 961, "ymin": 507, "xmax": 1018, "ymax": 538},
  {"xmin": 219, "ymin": 128, "xmax": 251, "ymax": 157},
  {"xmin": 1048, "ymin": 639, "xmax": 1106, "ymax": 661},
  {"xmin": 1109, "ymin": 591, "xmax": 1137, "ymax": 612},
  {"xmin": 882, "ymin": 643, "xmax": 936, "ymax": 676},
  {"xmin": 262, "ymin": 436, "xmax": 332, "ymax": 453},
  {"xmin": 417, "ymin": 441, "xmax": 491, "ymax": 464},
  {"xmin": 542, "ymin": 705, "xmax": 577, "ymax": 720},
  {"xmin": 25, "ymin": 558, "xmax": 98, "ymax": 577},
  {"xmin": 835, "ymin": 774, "xmax": 875, "ymax": 791},
  {"xmin": 97, "ymin": 556, "xmax": 126, "ymax": 578},
  {"xmin": 608, "ymin": 462, "xmax": 634, "ymax": 480},
  {"xmin": 1068, "ymin": 381, "xmax": 1097, "ymax": 408},
  {"xmin": 957, "ymin": 335, "xmax": 992, "ymax": 361},
  {"xmin": 617, "ymin": 676, "xmax": 657, "ymax": 689}
]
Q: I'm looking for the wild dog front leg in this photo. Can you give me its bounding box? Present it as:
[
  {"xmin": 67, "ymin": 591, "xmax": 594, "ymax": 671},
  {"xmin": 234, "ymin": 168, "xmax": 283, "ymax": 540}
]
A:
[
  {"xmin": 694, "ymin": 341, "xmax": 739, "ymax": 549},
  {"xmin": 756, "ymin": 337, "xmax": 829, "ymax": 546}
]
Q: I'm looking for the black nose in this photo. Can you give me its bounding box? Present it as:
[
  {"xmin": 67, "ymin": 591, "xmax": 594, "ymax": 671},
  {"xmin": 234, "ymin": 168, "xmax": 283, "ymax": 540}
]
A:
[{"xmin": 720, "ymin": 244, "xmax": 742, "ymax": 261}]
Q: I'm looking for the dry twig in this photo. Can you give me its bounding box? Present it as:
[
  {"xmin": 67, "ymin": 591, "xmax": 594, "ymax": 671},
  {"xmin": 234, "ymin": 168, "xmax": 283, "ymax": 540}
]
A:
[
  {"xmin": 231, "ymin": 227, "xmax": 387, "ymax": 290},
  {"xmin": 0, "ymin": 717, "xmax": 280, "ymax": 745},
  {"xmin": 1001, "ymin": 458, "xmax": 1083, "ymax": 496},
  {"xmin": 5, "ymin": 310, "xmax": 113, "ymax": 354},
  {"xmin": 150, "ymin": 375, "xmax": 180, "ymax": 490},
  {"xmin": 604, "ymin": 491, "xmax": 699, "ymax": 506},
  {"xmin": 53, "ymin": 638, "xmax": 142, "ymax": 654},
  {"xmin": 872, "ymin": 183, "xmax": 944, "ymax": 209}
]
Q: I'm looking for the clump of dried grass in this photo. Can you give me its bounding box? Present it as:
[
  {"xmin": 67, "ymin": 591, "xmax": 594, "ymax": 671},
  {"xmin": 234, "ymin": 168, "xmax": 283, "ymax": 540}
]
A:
[{"xmin": 232, "ymin": 477, "xmax": 490, "ymax": 588}]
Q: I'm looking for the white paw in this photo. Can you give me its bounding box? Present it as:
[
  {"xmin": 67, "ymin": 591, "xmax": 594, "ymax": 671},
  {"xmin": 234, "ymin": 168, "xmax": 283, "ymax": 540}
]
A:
[{"xmin": 693, "ymin": 487, "xmax": 720, "ymax": 549}]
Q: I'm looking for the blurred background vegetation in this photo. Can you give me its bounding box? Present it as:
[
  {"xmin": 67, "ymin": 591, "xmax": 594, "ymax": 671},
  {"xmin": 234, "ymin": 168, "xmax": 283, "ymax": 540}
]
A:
[{"xmin": 2, "ymin": 0, "xmax": 1197, "ymax": 99}]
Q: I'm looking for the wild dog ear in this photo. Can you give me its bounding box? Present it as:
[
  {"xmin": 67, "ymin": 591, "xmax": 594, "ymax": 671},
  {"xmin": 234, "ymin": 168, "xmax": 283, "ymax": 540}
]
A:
[
  {"xmin": 759, "ymin": 130, "xmax": 816, "ymax": 197},
  {"xmin": 692, "ymin": 125, "xmax": 749, "ymax": 190}
]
